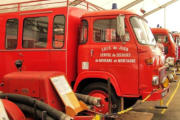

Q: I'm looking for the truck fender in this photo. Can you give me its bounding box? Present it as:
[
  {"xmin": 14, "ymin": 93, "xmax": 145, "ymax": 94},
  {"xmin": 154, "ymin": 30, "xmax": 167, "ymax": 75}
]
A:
[
  {"xmin": 74, "ymin": 71, "xmax": 121, "ymax": 96},
  {"xmin": 2, "ymin": 99, "xmax": 26, "ymax": 120}
]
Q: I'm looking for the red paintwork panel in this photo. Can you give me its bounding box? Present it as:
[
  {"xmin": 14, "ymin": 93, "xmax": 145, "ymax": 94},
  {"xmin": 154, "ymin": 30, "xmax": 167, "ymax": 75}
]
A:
[{"xmin": 2, "ymin": 99, "xmax": 26, "ymax": 120}]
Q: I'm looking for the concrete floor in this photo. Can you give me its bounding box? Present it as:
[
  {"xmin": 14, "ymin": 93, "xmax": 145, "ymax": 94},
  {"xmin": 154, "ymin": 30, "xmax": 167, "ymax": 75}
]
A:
[{"xmin": 133, "ymin": 75, "xmax": 180, "ymax": 120}]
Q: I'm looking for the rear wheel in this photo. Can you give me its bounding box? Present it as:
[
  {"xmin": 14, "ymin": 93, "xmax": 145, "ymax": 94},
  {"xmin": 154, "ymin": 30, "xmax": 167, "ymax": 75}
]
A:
[{"xmin": 81, "ymin": 82, "xmax": 120, "ymax": 114}]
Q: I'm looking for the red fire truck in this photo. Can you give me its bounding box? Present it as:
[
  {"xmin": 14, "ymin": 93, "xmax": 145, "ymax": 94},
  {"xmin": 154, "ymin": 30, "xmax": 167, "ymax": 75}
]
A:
[
  {"xmin": 172, "ymin": 33, "xmax": 180, "ymax": 60},
  {"xmin": 0, "ymin": 0, "xmax": 170, "ymax": 119},
  {"xmin": 151, "ymin": 28, "xmax": 177, "ymax": 65}
]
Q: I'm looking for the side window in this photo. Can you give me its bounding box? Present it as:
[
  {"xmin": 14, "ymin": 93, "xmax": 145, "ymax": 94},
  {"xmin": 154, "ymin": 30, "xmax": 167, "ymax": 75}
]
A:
[
  {"xmin": 53, "ymin": 15, "xmax": 65, "ymax": 49},
  {"xmin": 93, "ymin": 19, "xmax": 120, "ymax": 42},
  {"xmin": 80, "ymin": 20, "xmax": 88, "ymax": 44},
  {"xmin": 22, "ymin": 17, "xmax": 48, "ymax": 48},
  {"xmin": 6, "ymin": 19, "xmax": 18, "ymax": 49}
]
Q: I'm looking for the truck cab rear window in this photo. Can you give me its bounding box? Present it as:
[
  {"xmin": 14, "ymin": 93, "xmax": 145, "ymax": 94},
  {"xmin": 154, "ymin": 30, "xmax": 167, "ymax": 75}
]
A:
[
  {"xmin": 22, "ymin": 17, "xmax": 48, "ymax": 48},
  {"xmin": 80, "ymin": 20, "xmax": 88, "ymax": 44},
  {"xmin": 93, "ymin": 19, "xmax": 119, "ymax": 42},
  {"xmin": 6, "ymin": 19, "xmax": 18, "ymax": 49},
  {"xmin": 53, "ymin": 15, "xmax": 65, "ymax": 49}
]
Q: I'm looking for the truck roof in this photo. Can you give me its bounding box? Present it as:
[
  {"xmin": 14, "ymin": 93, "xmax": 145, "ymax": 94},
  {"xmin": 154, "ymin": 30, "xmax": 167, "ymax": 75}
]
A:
[
  {"xmin": 0, "ymin": 7, "xmax": 85, "ymax": 16},
  {"xmin": 151, "ymin": 28, "xmax": 169, "ymax": 35},
  {"xmin": 82, "ymin": 9, "xmax": 137, "ymax": 17}
]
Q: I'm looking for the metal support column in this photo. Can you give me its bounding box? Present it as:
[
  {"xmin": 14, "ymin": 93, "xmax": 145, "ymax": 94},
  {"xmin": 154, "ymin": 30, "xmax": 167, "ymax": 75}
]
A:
[{"xmin": 164, "ymin": 7, "xmax": 166, "ymax": 28}]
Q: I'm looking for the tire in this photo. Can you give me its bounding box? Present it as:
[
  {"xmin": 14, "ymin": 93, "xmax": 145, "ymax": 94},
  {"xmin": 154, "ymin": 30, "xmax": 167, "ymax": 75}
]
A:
[{"xmin": 80, "ymin": 82, "xmax": 120, "ymax": 114}]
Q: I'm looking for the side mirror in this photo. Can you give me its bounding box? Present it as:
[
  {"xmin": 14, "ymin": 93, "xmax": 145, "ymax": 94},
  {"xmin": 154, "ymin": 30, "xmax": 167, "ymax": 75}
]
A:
[{"xmin": 117, "ymin": 15, "xmax": 125, "ymax": 41}]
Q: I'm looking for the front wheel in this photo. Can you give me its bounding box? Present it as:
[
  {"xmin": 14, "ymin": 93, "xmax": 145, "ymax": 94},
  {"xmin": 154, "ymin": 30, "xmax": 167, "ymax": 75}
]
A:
[{"xmin": 80, "ymin": 82, "xmax": 120, "ymax": 114}]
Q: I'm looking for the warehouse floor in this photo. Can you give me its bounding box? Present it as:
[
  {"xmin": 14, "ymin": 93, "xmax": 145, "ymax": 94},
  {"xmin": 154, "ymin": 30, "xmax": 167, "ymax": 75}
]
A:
[{"xmin": 133, "ymin": 74, "xmax": 180, "ymax": 120}]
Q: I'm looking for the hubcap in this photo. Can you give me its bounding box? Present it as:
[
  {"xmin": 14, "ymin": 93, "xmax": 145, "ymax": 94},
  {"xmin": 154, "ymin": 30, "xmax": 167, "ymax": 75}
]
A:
[{"xmin": 89, "ymin": 90, "xmax": 109, "ymax": 114}]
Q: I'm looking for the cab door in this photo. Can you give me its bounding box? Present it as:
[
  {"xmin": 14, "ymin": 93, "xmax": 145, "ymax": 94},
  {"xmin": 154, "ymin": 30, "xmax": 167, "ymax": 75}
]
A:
[
  {"xmin": 49, "ymin": 12, "xmax": 66, "ymax": 76},
  {"xmin": 88, "ymin": 16, "xmax": 139, "ymax": 95}
]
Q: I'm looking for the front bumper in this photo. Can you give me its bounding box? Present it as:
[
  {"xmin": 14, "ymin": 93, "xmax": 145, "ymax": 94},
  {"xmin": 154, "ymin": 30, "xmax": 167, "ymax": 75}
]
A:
[{"xmin": 142, "ymin": 86, "xmax": 169, "ymax": 101}]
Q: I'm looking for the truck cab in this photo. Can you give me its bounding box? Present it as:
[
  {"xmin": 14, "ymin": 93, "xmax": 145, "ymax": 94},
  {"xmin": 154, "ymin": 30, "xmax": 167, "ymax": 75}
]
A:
[
  {"xmin": 75, "ymin": 10, "xmax": 169, "ymax": 113},
  {"xmin": 151, "ymin": 28, "xmax": 177, "ymax": 64}
]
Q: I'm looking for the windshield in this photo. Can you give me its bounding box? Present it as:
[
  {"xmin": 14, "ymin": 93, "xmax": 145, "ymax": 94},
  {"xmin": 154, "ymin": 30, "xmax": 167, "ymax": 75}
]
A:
[
  {"xmin": 130, "ymin": 17, "xmax": 156, "ymax": 45},
  {"xmin": 80, "ymin": 20, "xmax": 88, "ymax": 44}
]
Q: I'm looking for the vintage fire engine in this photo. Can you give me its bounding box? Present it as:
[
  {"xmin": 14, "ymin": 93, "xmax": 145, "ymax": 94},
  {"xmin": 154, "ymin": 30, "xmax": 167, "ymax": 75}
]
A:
[
  {"xmin": 0, "ymin": 0, "xmax": 170, "ymax": 119},
  {"xmin": 151, "ymin": 28, "xmax": 177, "ymax": 66}
]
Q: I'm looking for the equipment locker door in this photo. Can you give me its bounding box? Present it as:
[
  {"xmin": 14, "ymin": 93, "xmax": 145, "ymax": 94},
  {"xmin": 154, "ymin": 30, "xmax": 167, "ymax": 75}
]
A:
[
  {"xmin": 18, "ymin": 13, "xmax": 51, "ymax": 71},
  {"xmin": 0, "ymin": 14, "xmax": 20, "ymax": 81}
]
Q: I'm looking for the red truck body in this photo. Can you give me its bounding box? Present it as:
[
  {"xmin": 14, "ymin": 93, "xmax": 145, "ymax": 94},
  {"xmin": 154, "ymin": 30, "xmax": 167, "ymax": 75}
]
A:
[
  {"xmin": 0, "ymin": 0, "xmax": 169, "ymax": 117},
  {"xmin": 151, "ymin": 28, "xmax": 177, "ymax": 61}
]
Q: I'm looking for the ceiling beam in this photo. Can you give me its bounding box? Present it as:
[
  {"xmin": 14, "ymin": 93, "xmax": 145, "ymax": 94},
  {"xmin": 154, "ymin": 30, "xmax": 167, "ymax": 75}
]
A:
[
  {"xmin": 82, "ymin": 0, "xmax": 105, "ymax": 10},
  {"xmin": 69, "ymin": 0, "xmax": 105, "ymax": 10},
  {"xmin": 120, "ymin": 0, "xmax": 143, "ymax": 10},
  {"xmin": 69, "ymin": 0, "xmax": 85, "ymax": 6},
  {"xmin": 143, "ymin": 0, "xmax": 178, "ymax": 17}
]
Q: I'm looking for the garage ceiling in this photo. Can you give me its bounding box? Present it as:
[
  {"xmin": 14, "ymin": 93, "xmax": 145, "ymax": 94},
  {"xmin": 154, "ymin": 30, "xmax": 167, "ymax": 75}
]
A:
[
  {"xmin": 0, "ymin": 0, "xmax": 179, "ymax": 31},
  {"xmin": 0, "ymin": 0, "xmax": 178, "ymax": 16}
]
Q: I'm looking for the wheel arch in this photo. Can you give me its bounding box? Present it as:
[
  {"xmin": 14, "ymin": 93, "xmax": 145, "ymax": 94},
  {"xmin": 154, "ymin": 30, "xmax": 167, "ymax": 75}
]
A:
[{"xmin": 74, "ymin": 71, "xmax": 121, "ymax": 96}]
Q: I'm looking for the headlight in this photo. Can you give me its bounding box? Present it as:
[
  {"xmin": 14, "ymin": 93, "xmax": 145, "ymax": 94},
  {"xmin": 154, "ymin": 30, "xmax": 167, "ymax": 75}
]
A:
[
  {"xmin": 161, "ymin": 77, "xmax": 169, "ymax": 88},
  {"xmin": 167, "ymin": 73, "xmax": 174, "ymax": 82},
  {"xmin": 152, "ymin": 76, "xmax": 159, "ymax": 86}
]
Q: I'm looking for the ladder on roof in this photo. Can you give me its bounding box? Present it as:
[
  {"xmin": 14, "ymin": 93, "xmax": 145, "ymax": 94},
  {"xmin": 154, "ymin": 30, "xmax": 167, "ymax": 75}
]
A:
[{"xmin": 0, "ymin": 0, "xmax": 105, "ymax": 13}]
